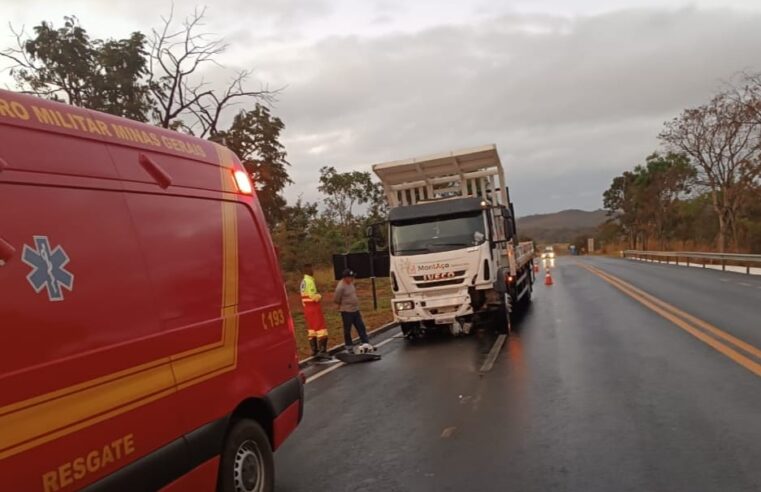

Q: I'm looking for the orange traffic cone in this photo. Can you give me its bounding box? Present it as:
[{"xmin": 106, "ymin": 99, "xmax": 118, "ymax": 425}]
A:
[{"xmin": 544, "ymin": 270, "xmax": 553, "ymax": 286}]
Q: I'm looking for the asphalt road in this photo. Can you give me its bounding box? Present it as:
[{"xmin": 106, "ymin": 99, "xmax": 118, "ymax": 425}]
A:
[{"xmin": 275, "ymin": 257, "xmax": 761, "ymax": 492}]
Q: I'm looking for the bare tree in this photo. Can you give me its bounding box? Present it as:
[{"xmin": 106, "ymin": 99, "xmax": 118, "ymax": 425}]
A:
[
  {"xmin": 148, "ymin": 6, "xmax": 274, "ymax": 136},
  {"xmin": 660, "ymin": 91, "xmax": 761, "ymax": 252}
]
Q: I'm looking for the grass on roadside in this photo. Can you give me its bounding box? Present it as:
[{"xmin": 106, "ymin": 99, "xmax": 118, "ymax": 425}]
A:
[{"xmin": 283, "ymin": 266, "xmax": 394, "ymax": 359}]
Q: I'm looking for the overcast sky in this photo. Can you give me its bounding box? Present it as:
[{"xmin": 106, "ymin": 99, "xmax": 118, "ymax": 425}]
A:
[{"xmin": 2, "ymin": 0, "xmax": 761, "ymax": 215}]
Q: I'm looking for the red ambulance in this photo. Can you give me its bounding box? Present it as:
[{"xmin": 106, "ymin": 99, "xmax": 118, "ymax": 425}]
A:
[{"xmin": 0, "ymin": 89, "xmax": 303, "ymax": 491}]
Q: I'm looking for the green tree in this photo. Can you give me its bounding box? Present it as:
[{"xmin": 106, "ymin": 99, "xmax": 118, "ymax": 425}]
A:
[
  {"xmin": 212, "ymin": 105, "xmax": 291, "ymax": 227},
  {"xmin": 737, "ymin": 183, "xmax": 761, "ymax": 252},
  {"xmin": 672, "ymin": 194, "xmax": 718, "ymax": 249},
  {"xmin": 2, "ymin": 10, "xmax": 274, "ymax": 134},
  {"xmin": 271, "ymin": 199, "xmax": 319, "ymax": 271},
  {"xmin": 367, "ymin": 181, "xmax": 389, "ymax": 222},
  {"xmin": 603, "ymin": 171, "xmax": 641, "ymax": 248},
  {"xmin": 633, "ymin": 152, "xmax": 695, "ymax": 249},
  {"xmin": 2, "ymin": 15, "xmax": 292, "ymax": 223},
  {"xmin": 595, "ymin": 221, "xmax": 623, "ymax": 253},
  {"xmin": 318, "ymin": 166, "xmax": 379, "ymax": 252},
  {"xmin": 2, "ymin": 16, "xmax": 151, "ymax": 121},
  {"xmin": 605, "ymin": 152, "xmax": 696, "ymax": 250}
]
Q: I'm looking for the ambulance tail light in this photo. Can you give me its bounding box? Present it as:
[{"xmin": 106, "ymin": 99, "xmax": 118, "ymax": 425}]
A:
[{"xmin": 233, "ymin": 169, "xmax": 253, "ymax": 194}]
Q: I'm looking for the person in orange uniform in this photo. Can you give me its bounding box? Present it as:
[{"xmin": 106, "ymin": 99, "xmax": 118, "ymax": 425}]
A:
[{"xmin": 300, "ymin": 264, "xmax": 329, "ymax": 357}]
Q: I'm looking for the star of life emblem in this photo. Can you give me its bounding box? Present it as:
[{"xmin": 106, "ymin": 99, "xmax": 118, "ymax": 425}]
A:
[{"xmin": 22, "ymin": 236, "xmax": 74, "ymax": 301}]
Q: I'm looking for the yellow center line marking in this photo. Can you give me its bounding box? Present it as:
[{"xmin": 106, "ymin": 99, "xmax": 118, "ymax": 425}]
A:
[
  {"xmin": 585, "ymin": 264, "xmax": 761, "ymax": 361},
  {"xmin": 579, "ymin": 263, "xmax": 761, "ymax": 379}
]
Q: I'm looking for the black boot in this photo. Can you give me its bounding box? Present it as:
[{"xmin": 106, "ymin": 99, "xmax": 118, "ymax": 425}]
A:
[
  {"xmin": 318, "ymin": 337, "xmax": 329, "ymax": 356},
  {"xmin": 309, "ymin": 338, "xmax": 319, "ymax": 357}
]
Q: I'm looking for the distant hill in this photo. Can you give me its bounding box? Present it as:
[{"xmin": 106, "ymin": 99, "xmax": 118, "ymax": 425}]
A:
[{"xmin": 516, "ymin": 209, "xmax": 608, "ymax": 243}]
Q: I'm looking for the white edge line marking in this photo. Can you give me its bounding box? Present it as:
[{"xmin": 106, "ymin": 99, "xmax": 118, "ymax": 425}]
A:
[
  {"xmin": 374, "ymin": 337, "xmax": 396, "ymax": 348},
  {"xmin": 306, "ymin": 361, "xmax": 345, "ymax": 383},
  {"xmin": 306, "ymin": 337, "xmax": 397, "ymax": 384},
  {"xmin": 479, "ymin": 334, "xmax": 507, "ymax": 373}
]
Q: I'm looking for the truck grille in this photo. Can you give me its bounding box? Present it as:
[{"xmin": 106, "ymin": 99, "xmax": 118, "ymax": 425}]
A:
[
  {"xmin": 413, "ymin": 270, "xmax": 466, "ymax": 289},
  {"xmin": 428, "ymin": 306, "xmax": 457, "ymax": 315}
]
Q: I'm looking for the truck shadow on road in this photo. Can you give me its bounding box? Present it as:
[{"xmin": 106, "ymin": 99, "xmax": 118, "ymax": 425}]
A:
[
  {"xmin": 510, "ymin": 301, "xmax": 534, "ymax": 335},
  {"xmin": 396, "ymin": 304, "xmax": 535, "ymax": 373}
]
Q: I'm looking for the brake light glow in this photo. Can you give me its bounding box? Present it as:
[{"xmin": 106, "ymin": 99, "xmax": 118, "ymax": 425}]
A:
[{"xmin": 233, "ymin": 170, "xmax": 253, "ymax": 194}]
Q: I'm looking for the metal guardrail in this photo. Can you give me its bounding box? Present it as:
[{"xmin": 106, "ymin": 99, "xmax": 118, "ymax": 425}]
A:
[{"xmin": 623, "ymin": 250, "xmax": 761, "ymax": 274}]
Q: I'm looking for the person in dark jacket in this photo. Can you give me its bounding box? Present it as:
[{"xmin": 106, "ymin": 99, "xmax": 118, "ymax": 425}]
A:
[{"xmin": 333, "ymin": 269, "xmax": 370, "ymax": 350}]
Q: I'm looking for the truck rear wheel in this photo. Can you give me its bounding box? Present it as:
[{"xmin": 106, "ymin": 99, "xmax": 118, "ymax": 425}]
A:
[
  {"xmin": 495, "ymin": 293, "xmax": 512, "ymax": 335},
  {"xmin": 522, "ymin": 275, "xmax": 533, "ymax": 306},
  {"xmin": 218, "ymin": 419, "xmax": 274, "ymax": 492}
]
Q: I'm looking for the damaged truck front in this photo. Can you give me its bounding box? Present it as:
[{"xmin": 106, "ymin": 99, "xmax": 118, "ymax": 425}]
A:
[{"xmin": 372, "ymin": 145, "xmax": 534, "ymax": 337}]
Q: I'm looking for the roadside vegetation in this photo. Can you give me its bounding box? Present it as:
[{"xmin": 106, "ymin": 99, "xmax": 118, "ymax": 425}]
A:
[{"xmin": 600, "ymin": 73, "xmax": 761, "ymax": 254}]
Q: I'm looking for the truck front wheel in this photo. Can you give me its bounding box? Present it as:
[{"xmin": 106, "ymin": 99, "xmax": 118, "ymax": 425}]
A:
[
  {"xmin": 218, "ymin": 419, "xmax": 274, "ymax": 492},
  {"xmin": 401, "ymin": 322, "xmax": 420, "ymax": 339}
]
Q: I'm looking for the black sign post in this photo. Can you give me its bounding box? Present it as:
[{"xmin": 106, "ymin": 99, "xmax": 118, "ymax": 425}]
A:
[
  {"xmin": 330, "ymin": 224, "xmax": 390, "ymax": 311},
  {"xmin": 369, "ymin": 259, "xmax": 377, "ymax": 310},
  {"xmin": 368, "ymin": 236, "xmax": 378, "ymax": 311}
]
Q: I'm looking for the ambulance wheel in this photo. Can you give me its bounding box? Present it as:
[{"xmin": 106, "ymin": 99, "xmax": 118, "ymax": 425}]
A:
[{"xmin": 218, "ymin": 419, "xmax": 274, "ymax": 492}]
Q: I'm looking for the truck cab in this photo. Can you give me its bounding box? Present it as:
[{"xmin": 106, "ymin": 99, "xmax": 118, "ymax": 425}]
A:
[{"xmin": 373, "ymin": 145, "xmax": 534, "ymax": 337}]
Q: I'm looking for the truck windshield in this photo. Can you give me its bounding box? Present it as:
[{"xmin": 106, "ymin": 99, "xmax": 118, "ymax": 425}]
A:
[{"xmin": 391, "ymin": 212, "xmax": 486, "ymax": 256}]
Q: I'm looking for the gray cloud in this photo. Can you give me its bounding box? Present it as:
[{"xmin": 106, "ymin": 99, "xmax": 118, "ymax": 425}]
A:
[
  {"xmin": 271, "ymin": 7, "xmax": 761, "ymax": 214},
  {"xmin": 2, "ymin": 2, "xmax": 760, "ymax": 215},
  {"xmin": 220, "ymin": 0, "xmax": 332, "ymax": 31}
]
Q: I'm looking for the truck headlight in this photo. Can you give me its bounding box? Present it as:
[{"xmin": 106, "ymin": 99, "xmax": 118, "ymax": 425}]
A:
[{"xmin": 394, "ymin": 301, "xmax": 414, "ymax": 311}]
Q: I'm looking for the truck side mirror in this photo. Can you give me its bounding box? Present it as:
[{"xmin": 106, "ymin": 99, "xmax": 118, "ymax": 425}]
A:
[{"xmin": 366, "ymin": 223, "xmax": 387, "ymax": 253}]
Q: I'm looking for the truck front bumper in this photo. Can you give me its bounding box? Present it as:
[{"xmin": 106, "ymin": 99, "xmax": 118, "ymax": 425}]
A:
[{"xmin": 393, "ymin": 292, "xmax": 473, "ymax": 324}]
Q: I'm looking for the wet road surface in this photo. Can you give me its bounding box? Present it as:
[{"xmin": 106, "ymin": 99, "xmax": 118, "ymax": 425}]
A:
[{"xmin": 275, "ymin": 257, "xmax": 761, "ymax": 492}]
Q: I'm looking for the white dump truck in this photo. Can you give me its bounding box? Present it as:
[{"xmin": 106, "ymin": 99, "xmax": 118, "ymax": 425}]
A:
[{"xmin": 371, "ymin": 144, "xmax": 535, "ymax": 336}]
